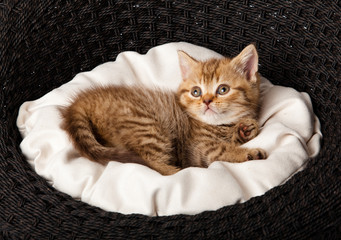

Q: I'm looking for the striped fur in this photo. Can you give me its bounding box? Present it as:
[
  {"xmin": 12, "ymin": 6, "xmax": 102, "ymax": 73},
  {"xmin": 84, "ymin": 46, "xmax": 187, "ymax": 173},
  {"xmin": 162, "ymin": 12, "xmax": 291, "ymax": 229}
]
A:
[{"xmin": 60, "ymin": 44, "xmax": 266, "ymax": 175}]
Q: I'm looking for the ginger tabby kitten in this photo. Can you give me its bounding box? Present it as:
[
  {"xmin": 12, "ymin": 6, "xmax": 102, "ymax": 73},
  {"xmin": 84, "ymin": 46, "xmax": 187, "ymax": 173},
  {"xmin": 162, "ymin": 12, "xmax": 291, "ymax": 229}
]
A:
[{"xmin": 61, "ymin": 44, "xmax": 267, "ymax": 175}]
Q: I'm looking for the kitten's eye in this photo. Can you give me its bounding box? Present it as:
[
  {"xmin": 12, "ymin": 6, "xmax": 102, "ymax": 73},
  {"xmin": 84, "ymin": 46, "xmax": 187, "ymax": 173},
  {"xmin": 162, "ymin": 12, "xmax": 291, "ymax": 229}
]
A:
[
  {"xmin": 191, "ymin": 86, "xmax": 202, "ymax": 97},
  {"xmin": 217, "ymin": 84, "xmax": 230, "ymax": 95}
]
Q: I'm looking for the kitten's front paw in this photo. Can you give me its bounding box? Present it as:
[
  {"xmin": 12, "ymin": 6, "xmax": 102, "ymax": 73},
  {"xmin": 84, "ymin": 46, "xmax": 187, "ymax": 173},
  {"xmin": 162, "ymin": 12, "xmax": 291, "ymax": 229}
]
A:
[
  {"xmin": 246, "ymin": 148, "xmax": 267, "ymax": 161},
  {"xmin": 237, "ymin": 119, "xmax": 259, "ymax": 143}
]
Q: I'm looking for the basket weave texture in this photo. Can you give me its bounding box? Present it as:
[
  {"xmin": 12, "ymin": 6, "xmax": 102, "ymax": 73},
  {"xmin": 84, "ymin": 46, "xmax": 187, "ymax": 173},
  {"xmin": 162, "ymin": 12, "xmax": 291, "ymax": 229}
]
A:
[{"xmin": 1, "ymin": 0, "xmax": 340, "ymax": 239}]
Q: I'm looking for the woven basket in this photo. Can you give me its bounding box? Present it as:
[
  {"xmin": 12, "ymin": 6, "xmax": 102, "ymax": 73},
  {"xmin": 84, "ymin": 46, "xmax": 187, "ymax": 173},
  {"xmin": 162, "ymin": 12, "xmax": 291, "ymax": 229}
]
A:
[{"xmin": 1, "ymin": 1, "xmax": 340, "ymax": 239}]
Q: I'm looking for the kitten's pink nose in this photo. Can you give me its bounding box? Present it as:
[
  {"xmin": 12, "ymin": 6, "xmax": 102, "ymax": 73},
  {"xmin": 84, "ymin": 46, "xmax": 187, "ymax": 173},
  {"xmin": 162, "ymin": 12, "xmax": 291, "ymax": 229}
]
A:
[{"xmin": 203, "ymin": 98, "xmax": 212, "ymax": 106}]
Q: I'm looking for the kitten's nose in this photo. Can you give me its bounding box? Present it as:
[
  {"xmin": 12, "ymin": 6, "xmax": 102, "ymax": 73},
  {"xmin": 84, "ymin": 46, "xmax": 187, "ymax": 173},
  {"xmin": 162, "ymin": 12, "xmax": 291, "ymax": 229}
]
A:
[{"xmin": 203, "ymin": 98, "xmax": 213, "ymax": 106}]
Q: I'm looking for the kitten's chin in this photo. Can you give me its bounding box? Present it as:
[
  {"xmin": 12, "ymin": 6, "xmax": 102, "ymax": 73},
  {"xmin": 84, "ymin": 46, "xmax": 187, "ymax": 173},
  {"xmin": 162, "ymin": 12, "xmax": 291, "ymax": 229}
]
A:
[
  {"xmin": 195, "ymin": 111, "xmax": 247, "ymax": 125},
  {"xmin": 198, "ymin": 115, "xmax": 233, "ymax": 125}
]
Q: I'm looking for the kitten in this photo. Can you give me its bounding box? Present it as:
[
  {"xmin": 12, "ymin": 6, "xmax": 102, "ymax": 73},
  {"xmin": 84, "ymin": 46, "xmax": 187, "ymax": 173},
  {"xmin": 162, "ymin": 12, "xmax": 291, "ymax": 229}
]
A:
[{"xmin": 60, "ymin": 44, "xmax": 266, "ymax": 175}]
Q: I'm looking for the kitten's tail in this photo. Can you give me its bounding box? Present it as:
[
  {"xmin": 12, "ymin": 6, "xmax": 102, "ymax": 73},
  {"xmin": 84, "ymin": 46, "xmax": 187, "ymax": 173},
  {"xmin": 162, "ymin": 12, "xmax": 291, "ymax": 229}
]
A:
[{"xmin": 59, "ymin": 106, "xmax": 147, "ymax": 167}]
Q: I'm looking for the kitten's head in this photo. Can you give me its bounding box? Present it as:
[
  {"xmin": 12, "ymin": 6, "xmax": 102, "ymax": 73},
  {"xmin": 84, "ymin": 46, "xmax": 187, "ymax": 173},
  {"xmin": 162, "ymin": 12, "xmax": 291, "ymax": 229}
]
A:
[{"xmin": 177, "ymin": 44, "xmax": 261, "ymax": 125}]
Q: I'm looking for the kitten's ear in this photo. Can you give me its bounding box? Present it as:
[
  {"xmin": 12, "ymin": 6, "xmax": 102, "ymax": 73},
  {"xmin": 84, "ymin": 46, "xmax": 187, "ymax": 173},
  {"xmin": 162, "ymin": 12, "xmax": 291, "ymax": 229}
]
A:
[
  {"xmin": 231, "ymin": 44, "xmax": 259, "ymax": 82},
  {"xmin": 177, "ymin": 50, "xmax": 199, "ymax": 80}
]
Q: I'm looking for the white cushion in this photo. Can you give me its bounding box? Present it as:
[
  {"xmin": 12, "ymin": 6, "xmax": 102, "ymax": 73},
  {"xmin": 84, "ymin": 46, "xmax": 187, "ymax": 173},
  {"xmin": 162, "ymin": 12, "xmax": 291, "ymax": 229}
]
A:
[{"xmin": 17, "ymin": 42, "xmax": 322, "ymax": 216}]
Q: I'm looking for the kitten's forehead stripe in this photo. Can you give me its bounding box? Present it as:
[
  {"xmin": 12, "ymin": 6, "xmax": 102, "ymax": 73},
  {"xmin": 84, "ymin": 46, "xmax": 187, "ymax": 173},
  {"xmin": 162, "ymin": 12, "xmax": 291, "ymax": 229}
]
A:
[
  {"xmin": 198, "ymin": 59, "xmax": 224, "ymax": 95},
  {"xmin": 202, "ymin": 59, "xmax": 220, "ymax": 84}
]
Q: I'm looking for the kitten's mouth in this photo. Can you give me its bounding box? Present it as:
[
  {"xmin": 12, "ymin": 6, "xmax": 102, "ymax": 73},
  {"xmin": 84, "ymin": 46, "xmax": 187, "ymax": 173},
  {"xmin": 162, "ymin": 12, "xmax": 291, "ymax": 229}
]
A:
[{"xmin": 204, "ymin": 106, "xmax": 217, "ymax": 115}]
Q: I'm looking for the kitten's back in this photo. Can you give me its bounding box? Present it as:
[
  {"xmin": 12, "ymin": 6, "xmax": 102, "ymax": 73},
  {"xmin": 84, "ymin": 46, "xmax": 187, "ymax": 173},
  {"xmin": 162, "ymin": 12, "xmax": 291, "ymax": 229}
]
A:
[{"xmin": 60, "ymin": 86, "xmax": 188, "ymax": 170}]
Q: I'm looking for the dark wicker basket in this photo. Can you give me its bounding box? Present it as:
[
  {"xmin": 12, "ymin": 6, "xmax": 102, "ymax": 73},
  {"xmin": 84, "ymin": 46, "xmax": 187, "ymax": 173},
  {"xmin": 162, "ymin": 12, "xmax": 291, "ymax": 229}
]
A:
[{"xmin": 1, "ymin": 0, "xmax": 340, "ymax": 239}]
